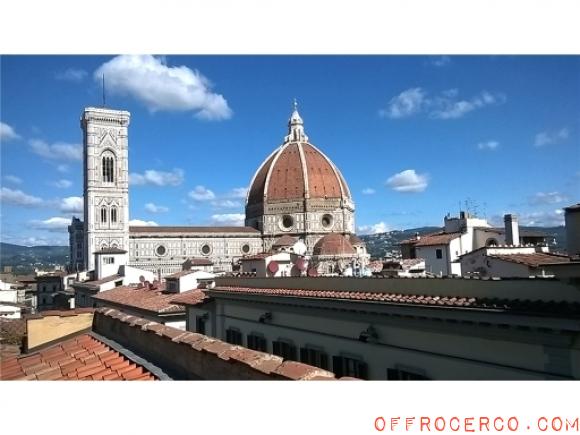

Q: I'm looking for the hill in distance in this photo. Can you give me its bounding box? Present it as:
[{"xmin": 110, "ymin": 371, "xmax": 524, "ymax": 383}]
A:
[{"xmin": 0, "ymin": 243, "xmax": 69, "ymax": 274}]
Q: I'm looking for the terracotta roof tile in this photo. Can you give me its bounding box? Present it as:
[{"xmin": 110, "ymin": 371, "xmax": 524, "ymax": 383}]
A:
[
  {"xmin": 313, "ymin": 234, "xmax": 356, "ymax": 256},
  {"xmin": 170, "ymin": 290, "xmax": 208, "ymax": 307},
  {"xmin": 207, "ymin": 286, "xmax": 580, "ymax": 317},
  {"xmin": 414, "ymin": 232, "xmax": 462, "ymax": 247},
  {"xmin": 489, "ymin": 253, "xmax": 571, "ymax": 267},
  {"xmin": 0, "ymin": 334, "xmax": 156, "ymax": 381},
  {"xmin": 92, "ymin": 284, "xmax": 188, "ymax": 314},
  {"xmin": 247, "ymin": 142, "xmax": 351, "ymax": 206}
]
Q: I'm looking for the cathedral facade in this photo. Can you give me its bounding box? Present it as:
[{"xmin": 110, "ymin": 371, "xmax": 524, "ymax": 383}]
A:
[{"xmin": 70, "ymin": 103, "xmax": 368, "ymax": 277}]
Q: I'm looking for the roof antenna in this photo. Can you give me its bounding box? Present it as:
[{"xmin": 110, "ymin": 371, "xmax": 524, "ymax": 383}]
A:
[{"xmin": 102, "ymin": 74, "xmax": 106, "ymax": 108}]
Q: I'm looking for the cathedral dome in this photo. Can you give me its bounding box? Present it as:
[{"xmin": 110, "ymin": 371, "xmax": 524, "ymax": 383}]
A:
[
  {"xmin": 246, "ymin": 102, "xmax": 352, "ymax": 209},
  {"xmin": 312, "ymin": 233, "xmax": 356, "ymax": 256}
]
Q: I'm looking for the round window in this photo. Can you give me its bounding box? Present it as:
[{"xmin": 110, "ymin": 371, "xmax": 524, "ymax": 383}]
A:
[
  {"xmin": 201, "ymin": 244, "xmax": 211, "ymax": 255},
  {"xmin": 281, "ymin": 215, "xmax": 294, "ymax": 229},
  {"xmin": 241, "ymin": 244, "xmax": 250, "ymax": 254},
  {"xmin": 321, "ymin": 214, "xmax": 333, "ymax": 228},
  {"xmin": 156, "ymin": 245, "xmax": 166, "ymax": 256}
]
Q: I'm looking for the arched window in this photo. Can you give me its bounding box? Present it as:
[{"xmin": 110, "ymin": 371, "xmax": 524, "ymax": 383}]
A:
[
  {"xmin": 111, "ymin": 206, "xmax": 117, "ymax": 223},
  {"xmin": 101, "ymin": 207, "xmax": 107, "ymax": 223},
  {"xmin": 102, "ymin": 155, "xmax": 115, "ymax": 183}
]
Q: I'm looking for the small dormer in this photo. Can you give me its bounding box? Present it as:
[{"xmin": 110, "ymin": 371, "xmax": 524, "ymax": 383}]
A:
[
  {"xmin": 94, "ymin": 248, "xmax": 128, "ymax": 280},
  {"xmin": 165, "ymin": 270, "xmax": 215, "ymax": 293}
]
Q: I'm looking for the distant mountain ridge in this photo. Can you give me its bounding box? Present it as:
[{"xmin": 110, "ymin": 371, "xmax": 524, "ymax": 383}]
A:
[
  {"xmin": 359, "ymin": 226, "xmax": 567, "ymax": 259},
  {"xmin": 0, "ymin": 243, "xmax": 69, "ymax": 274},
  {"xmin": 0, "ymin": 225, "xmax": 568, "ymax": 270}
]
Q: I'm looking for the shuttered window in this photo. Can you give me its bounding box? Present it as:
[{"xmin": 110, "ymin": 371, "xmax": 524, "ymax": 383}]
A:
[
  {"xmin": 333, "ymin": 356, "xmax": 368, "ymax": 379},
  {"xmin": 299, "ymin": 347, "xmax": 329, "ymax": 370},
  {"xmin": 272, "ymin": 340, "xmax": 297, "ymax": 360}
]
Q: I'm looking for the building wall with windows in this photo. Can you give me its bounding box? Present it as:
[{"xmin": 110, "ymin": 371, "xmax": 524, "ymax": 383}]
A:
[{"xmin": 182, "ymin": 290, "xmax": 580, "ymax": 380}]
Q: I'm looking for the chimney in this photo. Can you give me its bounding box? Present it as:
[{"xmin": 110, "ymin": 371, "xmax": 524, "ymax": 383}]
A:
[{"xmin": 504, "ymin": 214, "xmax": 520, "ymax": 246}]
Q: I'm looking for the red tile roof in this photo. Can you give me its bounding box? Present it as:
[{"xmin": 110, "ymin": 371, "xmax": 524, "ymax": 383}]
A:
[
  {"xmin": 489, "ymin": 253, "xmax": 571, "ymax": 268},
  {"xmin": 207, "ymin": 286, "xmax": 580, "ymax": 317},
  {"xmin": 92, "ymin": 284, "xmax": 188, "ymax": 314},
  {"xmin": 247, "ymin": 142, "xmax": 351, "ymax": 206},
  {"xmin": 170, "ymin": 290, "xmax": 208, "ymax": 306},
  {"xmin": 313, "ymin": 234, "xmax": 356, "ymax": 256},
  {"xmin": 0, "ymin": 334, "xmax": 156, "ymax": 380},
  {"xmin": 96, "ymin": 308, "xmax": 348, "ymax": 380},
  {"xmin": 414, "ymin": 232, "xmax": 462, "ymax": 247}
]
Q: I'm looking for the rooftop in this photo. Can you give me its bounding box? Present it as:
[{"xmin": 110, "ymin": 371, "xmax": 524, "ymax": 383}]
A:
[
  {"xmin": 414, "ymin": 232, "xmax": 462, "ymax": 247},
  {"xmin": 73, "ymin": 274, "xmax": 123, "ymax": 289},
  {"xmin": 183, "ymin": 257, "xmax": 214, "ymax": 266},
  {"xmin": 206, "ymin": 285, "xmax": 580, "ymax": 318},
  {"xmin": 489, "ymin": 252, "xmax": 571, "ymax": 268},
  {"xmin": 3, "ymin": 308, "xmax": 354, "ymax": 381},
  {"xmin": 1, "ymin": 333, "xmax": 157, "ymax": 381},
  {"xmin": 92, "ymin": 283, "xmax": 199, "ymax": 314}
]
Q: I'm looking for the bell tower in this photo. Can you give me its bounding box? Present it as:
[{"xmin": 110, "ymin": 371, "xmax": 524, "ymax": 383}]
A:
[{"xmin": 81, "ymin": 107, "xmax": 131, "ymax": 271}]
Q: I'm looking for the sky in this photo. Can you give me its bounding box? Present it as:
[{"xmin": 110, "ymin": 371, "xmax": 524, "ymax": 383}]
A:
[{"xmin": 1, "ymin": 55, "xmax": 579, "ymax": 246}]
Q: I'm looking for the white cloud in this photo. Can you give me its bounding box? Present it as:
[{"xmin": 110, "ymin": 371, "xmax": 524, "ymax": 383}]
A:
[
  {"xmin": 129, "ymin": 219, "xmax": 159, "ymax": 226},
  {"xmin": 533, "ymin": 128, "xmax": 569, "ymax": 147},
  {"xmin": 30, "ymin": 217, "xmax": 71, "ymax": 232},
  {"xmin": 477, "ymin": 140, "xmax": 500, "ymax": 151},
  {"xmin": 228, "ymin": 187, "xmax": 248, "ymax": 199},
  {"xmin": 4, "ymin": 175, "xmax": 22, "ymax": 184},
  {"xmin": 55, "ymin": 68, "xmax": 88, "ymax": 82},
  {"xmin": 129, "ymin": 168, "xmax": 184, "ymax": 186},
  {"xmin": 210, "ymin": 213, "xmax": 245, "ymax": 226},
  {"xmin": 518, "ymin": 210, "xmax": 565, "ymax": 227},
  {"xmin": 211, "ymin": 199, "xmax": 242, "ymax": 209},
  {"xmin": 0, "ymin": 122, "xmax": 21, "ymax": 141},
  {"xmin": 429, "ymin": 90, "xmax": 506, "ymax": 119},
  {"xmin": 57, "ymin": 164, "xmax": 69, "ymax": 173},
  {"xmin": 145, "ymin": 202, "xmax": 169, "ymax": 213},
  {"xmin": 0, "ymin": 187, "xmax": 44, "ymax": 207},
  {"xmin": 528, "ymin": 191, "xmax": 568, "ymax": 206},
  {"xmin": 362, "ymin": 188, "xmax": 376, "ymax": 195},
  {"xmin": 386, "ymin": 169, "xmax": 429, "ymax": 193},
  {"xmin": 189, "ymin": 185, "xmax": 215, "ymax": 201},
  {"xmin": 60, "ymin": 196, "xmax": 83, "ymax": 213},
  {"xmin": 380, "ymin": 88, "xmax": 426, "ymax": 119},
  {"xmin": 380, "ymin": 88, "xmax": 506, "ymax": 120},
  {"xmin": 358, "ymin": 221, "xmax": 389, "ymax": 235},
  {"xmin": 52, "ymin": 179, "xmax": 73, "ymax": 189},
  {"xmin": 94, "ymin": 55, "xmax": 232, "ymax": 120},
  {"xmin": 29, "ymin": 139, "xmax": 82, "ymax": 161},
  {"xmin": 429, "ymin": 56, "xmax": 451, "ymax": 67}
]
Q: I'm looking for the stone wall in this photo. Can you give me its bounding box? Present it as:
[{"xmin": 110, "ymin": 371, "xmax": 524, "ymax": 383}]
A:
[{"xmin": 92, "ymin": 308, "xmax": 353, "ymax": 381}]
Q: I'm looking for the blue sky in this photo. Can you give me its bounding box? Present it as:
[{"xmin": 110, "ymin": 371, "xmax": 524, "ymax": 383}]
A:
[{"xmin": 1, "ymin": 55, "xmax": 579, "ymax": 246}]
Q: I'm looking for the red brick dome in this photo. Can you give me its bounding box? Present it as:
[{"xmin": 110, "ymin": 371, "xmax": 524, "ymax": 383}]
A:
[
  {"xmin": 313, "ymin": 234, "xmax": 356, "ymax": 256},
  {"xmin": 247, "ymin": 142, "xmax": 351, "ymax": 207}
]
